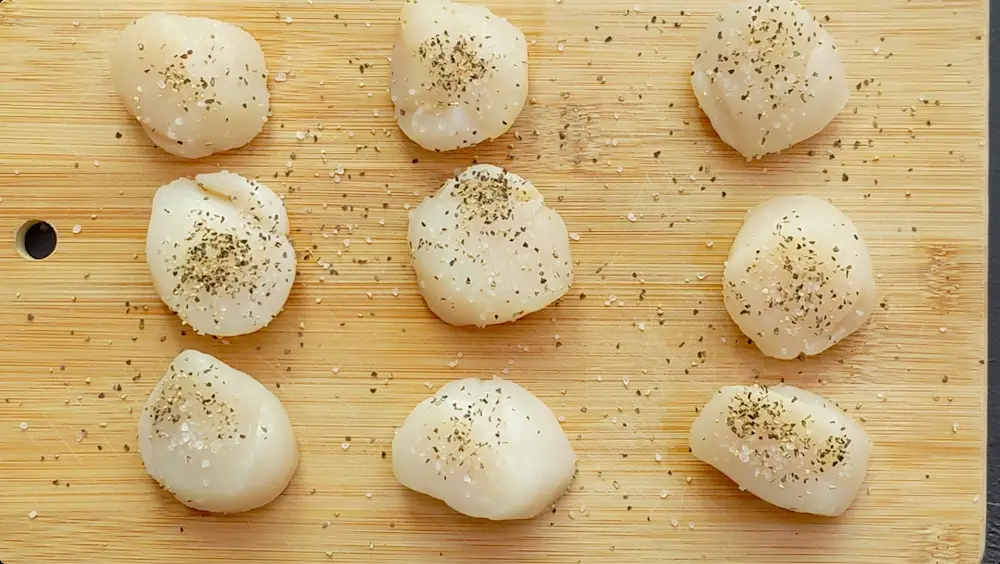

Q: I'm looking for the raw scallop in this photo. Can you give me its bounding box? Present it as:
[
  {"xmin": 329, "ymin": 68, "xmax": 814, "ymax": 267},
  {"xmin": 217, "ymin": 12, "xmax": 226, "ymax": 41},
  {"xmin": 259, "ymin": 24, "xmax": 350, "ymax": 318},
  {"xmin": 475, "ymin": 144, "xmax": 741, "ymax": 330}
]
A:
[
  {"xmin": 392, "ymin": 378, "xmax": 577, "ymax": 519},
  {"xmin": 390, "ymin": 0, "xmax": 528, "ymax": 151},
  {"xmin": 408, "ymin": 164, "xmax": 573, "ymax": 326},
  {"xmin": 111, "ymin": 13, "xmax": 270, "ymax": 158},
  {"xmin": 691, "ymin": 0, "xmax": 848, "ymax": 159},
  {"xmin": 139, "ymin": 349, "xmax": 298, "ymax": 513},
  {"xmin": 723, "ymin": 195, "xmax": 876, "ymax": 359},
  {"xmin": 146, "ymin": 171, "xmax": 296, "ymax": 337},
  {"xmin": 690, "ymin": 383, "xmax": 872, "ymax": 516}
]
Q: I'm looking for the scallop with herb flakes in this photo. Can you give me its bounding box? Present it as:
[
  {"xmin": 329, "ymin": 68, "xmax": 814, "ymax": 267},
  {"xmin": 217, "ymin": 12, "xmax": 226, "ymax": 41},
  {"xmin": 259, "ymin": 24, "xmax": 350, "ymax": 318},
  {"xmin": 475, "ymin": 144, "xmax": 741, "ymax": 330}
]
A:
[
  {"xmin": 691, "ymin": 0, "xmax": 849, "ymax": 159},
  {"xmin": 723, "ymin": 195, "xmax": 875, "ymax": 359},
  {"xmin": 392, "ymin": 378, "xmax": 577, "ymax": 520},
  {"xmin": 110, "ymin": 12, "xmax": 270, "ymax": 159},
  {"xmin": 146, "ymin": 171, "xmax": 296, "ymax": 337},
  {"xmin": 408, "ymin": 164, "xmax": 573, "ymax": 326},
  {"xmin": 139, "ymin": 349, "xmax": 299, "ymax": 513},
  {"xmin": 390, "ymin": 0, "xmax": 528, "ymax": 151},
  {"xmin": 690, "ymin": 384, "xmax": 872, "ymax": 516}
]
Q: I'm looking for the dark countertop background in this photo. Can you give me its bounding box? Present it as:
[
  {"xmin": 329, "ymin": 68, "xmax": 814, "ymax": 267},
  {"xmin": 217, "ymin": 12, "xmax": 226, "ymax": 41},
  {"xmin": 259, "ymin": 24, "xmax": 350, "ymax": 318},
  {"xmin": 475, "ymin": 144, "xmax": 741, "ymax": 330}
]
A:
[{"xmin": 985, "ymin": 9, "xmax": 996, "ymax": 563}]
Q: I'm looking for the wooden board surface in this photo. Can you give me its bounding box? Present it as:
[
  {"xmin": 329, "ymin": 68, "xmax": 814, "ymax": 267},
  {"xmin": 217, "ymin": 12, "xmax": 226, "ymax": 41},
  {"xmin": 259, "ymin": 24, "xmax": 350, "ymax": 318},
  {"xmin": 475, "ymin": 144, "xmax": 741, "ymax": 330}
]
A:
[{"xmin": 0, "ymin": 0, "xmax": 988, "ymax": 562}]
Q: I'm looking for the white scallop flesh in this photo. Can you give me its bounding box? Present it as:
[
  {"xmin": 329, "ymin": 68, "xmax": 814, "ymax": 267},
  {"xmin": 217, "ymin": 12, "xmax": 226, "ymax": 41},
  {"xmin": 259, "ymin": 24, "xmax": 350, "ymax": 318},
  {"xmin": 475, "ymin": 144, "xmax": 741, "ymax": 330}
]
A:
[
  {"xmin": 139, "ymin": 349, "xmax": 298, "ymax": 513},
  {"xmin": 408, "ymin": 164, "xmax": 573, "ymax": 326},
  {"xmin": 691, "ymin": 0, "xmax": 848, "ymax": 159},
  {"xmin": 390, "ymin": 0, "xmax": 528, "ymax": 151},
  {"xmin": 723, "ymin": 195, "xmax": 875, "ymax": 359},
  {"xmin": 392, "ymin": 378, "xmax": 577, "ymax": 520},
  {"xmin": 146, "ymin": 171, "xmax": 296, "ymax": 337},
  {"xmin": 690, "ymin": 384, "xmax": 872, "ymax": 516},
  {"xmin": 111, "ymin": 13, "xmax": 270, "ymax": 159}
]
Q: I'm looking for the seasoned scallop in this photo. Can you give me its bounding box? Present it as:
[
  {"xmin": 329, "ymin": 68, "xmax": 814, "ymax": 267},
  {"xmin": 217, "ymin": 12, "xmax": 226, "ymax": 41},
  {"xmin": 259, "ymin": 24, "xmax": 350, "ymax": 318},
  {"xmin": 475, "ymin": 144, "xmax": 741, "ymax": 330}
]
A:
[
  {"xmin": 723, "ymin": 195, "xmax": 876, "ymax": 359},
  {"xmin": 146, "ymin": 171, "xmax": 296, "ymax": 337},
  {"xmin": 111, "ymin": 13, "xmax": 270, "ymax": 159},
  {"xmin": 692, "ymin": 0, "xmax": 849, "ymax": 159},
  {"xmin": 390, "ymin": 0, "xmax": 528, "ymax": 151},
  {"xmin": 408, "ymin": 164, "xmax": 573, "ymax": 326},
  {"xmin": 392, "ymin": 378, "xmax": 577, "ymax": 520},
  {"xmin": 139, "ymin": 349, "xmax": 299, "ymax": 513},
  {"xmin": 690, "ymin": 383, "xmax": 872, "ymax": 516}
]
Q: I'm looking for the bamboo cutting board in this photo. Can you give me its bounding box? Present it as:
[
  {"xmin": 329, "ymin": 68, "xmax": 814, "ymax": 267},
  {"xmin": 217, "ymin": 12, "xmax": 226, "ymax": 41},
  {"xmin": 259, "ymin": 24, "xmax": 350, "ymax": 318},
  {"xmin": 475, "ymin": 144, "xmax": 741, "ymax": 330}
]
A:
[{"xmin": 0, "ymin": 0, "xmax": 987, "ymax": 562}]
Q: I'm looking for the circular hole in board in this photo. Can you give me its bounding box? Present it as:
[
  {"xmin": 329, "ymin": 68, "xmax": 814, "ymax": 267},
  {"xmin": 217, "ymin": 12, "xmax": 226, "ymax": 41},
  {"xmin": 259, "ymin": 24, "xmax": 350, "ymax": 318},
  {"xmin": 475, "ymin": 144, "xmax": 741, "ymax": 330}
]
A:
[{"xmin": 15, "ymin": 220, "xmax": 58, "ymax": 260}]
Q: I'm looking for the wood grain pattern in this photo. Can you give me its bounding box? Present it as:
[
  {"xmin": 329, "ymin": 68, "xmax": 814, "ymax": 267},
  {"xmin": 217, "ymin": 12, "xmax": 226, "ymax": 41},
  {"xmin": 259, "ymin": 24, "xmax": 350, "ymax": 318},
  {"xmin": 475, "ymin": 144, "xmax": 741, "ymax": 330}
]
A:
[{"xmin": 0, "ymin": 0, "xmax": 987, "ymax": 562}]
